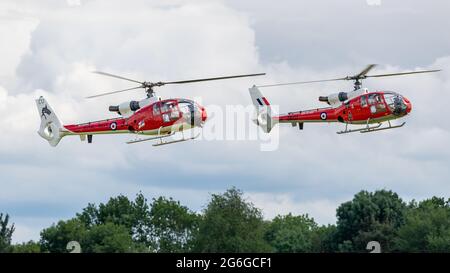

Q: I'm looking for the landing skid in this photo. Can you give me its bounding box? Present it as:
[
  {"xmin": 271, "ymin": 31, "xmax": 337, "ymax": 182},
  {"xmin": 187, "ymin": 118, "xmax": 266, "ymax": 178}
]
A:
[
  {"xmin": 360, "ymin": 121, "xmax": 405, "ymax": 133},
  {"xmin": 337, "ymin": 120, "xmax": 405, "ymax": 134},
  {"xmin": 126, "ymin": 128, "xmax": 200, "ymax": 146},
  {"xmin": 126, "ymin": 132, "xmax": 175, "ymax": 144},
  {"xmin": 152, "ymin": 132, "xmax": 200, "ymax": 147}
]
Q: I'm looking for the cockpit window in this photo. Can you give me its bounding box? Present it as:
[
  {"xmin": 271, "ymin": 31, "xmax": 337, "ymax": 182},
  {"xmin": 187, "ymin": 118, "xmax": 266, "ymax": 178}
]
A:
[
  {"xmin": 384, "ymin": 93, "xmax": 405, "ymax": 115},
  {"xmin": 159, "ymin": 101, "xmax": 180, "ymax": 121},
  {"xmin": 153, "ymin": 103, "xmax": 160, "ymax": 115},
  {"xmin": 368, "ymin": 94, "xmax": 382, "ymax": 105},
  {"xmin": 360, "ymin": 95, "xmax": 367, "ymax": 107},
  {"xmin": 384, "ymin": 93, "xmax": 399, "ymax": 105},
  {"xmin": 160, "ymin": 101, "xmax": 177, "ymax": 113}
]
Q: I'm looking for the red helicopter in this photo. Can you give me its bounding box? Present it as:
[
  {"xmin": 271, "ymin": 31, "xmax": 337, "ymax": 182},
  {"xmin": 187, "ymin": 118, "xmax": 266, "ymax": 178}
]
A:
[
  {"xmin": 36, "ymin": 71, "xmax": 264, "ymax": 146},
  {"xmin": 249, "ymin": 64, "xmax": 440, "ymax": 134}
]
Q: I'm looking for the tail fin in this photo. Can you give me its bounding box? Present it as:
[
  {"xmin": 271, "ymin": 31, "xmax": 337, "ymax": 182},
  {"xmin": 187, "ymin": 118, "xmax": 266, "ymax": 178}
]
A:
[
  {"xmin": 249, "ymin": 85, "xmax": 277, "ymax": 133},
  {"xmin": 36, "ymin": 96, "xmax": 65, "ymax": 147}
]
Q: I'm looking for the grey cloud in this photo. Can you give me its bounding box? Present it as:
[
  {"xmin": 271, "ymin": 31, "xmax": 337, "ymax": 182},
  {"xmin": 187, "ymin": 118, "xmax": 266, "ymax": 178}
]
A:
[{"xmin": 226, "ymin": 0, "xmax": 450, "ymax": 68}]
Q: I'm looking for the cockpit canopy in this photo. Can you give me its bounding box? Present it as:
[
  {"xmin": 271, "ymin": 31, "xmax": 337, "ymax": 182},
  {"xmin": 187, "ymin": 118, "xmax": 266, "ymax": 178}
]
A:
[
  {"xmin": 383, "ymin": 92, "xmax": 408, "ymax": 115},
  {"xmin": 358, "ymin": 91, "xmax": 409, "ymax": 116},
  {"xmin": 152, "ymin": 99, "xmax": 203, "ymax": 125}
]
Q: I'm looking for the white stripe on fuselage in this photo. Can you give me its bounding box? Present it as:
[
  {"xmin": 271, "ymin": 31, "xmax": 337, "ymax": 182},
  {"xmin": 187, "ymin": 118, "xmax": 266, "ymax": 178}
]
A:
[
  {"xmin": 276, "ymin": 113, "xmax": 405, "ymax": 125},
  {"xmin": 62, "ymin": 122, "xmax": 195, "ymax": 136}
]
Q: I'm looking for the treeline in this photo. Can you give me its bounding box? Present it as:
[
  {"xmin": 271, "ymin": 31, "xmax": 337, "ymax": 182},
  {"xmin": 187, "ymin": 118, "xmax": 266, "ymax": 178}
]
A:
[{"xmin": 1, "ymin": 188, "xmax": 449, "ymax": 253}]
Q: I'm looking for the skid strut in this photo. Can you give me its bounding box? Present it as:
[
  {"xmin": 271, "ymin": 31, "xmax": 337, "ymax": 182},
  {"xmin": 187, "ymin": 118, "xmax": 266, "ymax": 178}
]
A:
[
  {"xmin": 126, "ymin": 132, "xmax": 175, "ymax": 144},
  {"xmin": 337, "ymin": 119, "xmax": 405, "ymax": 134},
  {"xmin": 360, "ymin": 120, "xmax": 405, "ymax": 133},
  {"xmin": 152, "ymin": 132, "xmax": 200, "ymax": 147},
  {"xmin": 127, "ymin": 126, "xmax": 200, "ymax": 146}
]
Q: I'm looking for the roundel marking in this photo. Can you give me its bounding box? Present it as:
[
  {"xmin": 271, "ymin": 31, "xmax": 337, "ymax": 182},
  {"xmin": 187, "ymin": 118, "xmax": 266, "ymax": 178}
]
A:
[
  {"xmin": 110, "ymin": 122, "xmax": 117, "ymax": 130},
  {"xmin": 320, "ymin": 112, "xmax": 327, "ymax": 120}
]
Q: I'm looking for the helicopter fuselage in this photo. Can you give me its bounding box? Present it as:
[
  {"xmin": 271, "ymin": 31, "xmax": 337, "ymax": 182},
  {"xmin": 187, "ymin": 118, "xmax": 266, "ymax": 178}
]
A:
[
  {"xmin": 276, "ymin": 90, "xmax": 412, "ymax": 126},
  {"xmin": 63, "ymin": 98, "xmax": 207, "ymax": 139}
]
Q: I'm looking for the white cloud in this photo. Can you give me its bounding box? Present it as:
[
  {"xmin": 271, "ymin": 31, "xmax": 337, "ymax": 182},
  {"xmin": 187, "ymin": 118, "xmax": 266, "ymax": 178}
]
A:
[
  {"xmin": 0, "ymin": 15, "xmax": 38, "ymax": 78},
  {"xmin": 12, "ymin": 217, "xmax": 58, "ymax": 244}
]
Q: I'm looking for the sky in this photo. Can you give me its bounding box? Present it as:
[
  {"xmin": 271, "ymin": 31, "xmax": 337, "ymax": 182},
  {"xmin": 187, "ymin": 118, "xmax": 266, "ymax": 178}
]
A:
[{"xmin": 1, "ymin": 0, "xmax": 449, "ymax": 243}]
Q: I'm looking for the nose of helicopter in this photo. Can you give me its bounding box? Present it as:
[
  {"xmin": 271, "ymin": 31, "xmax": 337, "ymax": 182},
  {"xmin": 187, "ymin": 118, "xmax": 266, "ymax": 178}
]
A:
[
  {"xmin": 201, "ymin": 106, "xmax": 207, "ymax": 122},
  {"xmin": 404, "ymin": 97, "xmax": 412, "ymax": 114}
]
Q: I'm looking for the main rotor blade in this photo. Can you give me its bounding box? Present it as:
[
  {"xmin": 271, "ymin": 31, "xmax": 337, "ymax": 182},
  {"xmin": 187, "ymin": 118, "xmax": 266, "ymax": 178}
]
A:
[
  {"xmin": 257, "ymin": 77, "xmax": 347, "ymax": 88},
  {"xmin": 366, "ymin": 69, "xmax": 441, "ymax": 78},
  {"xmin": 86, "ymin": 86, "xmax": 143, "ymax": 99},
  {"xmin": 355, "ymin": 64, "xmax": 377, "ymax": 78},
  {"xmin": 92, "ymin": 71, "xmax": 144, "ymax": 85},
  {"xmin": 163, "ymin": 73, "xmax": 266, "ymax": 85}
]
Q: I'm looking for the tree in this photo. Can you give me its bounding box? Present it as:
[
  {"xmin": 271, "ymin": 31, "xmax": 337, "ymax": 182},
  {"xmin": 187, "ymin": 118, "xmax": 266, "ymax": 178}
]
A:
[
  {"xmin": 40, "ymin": 218, "xmax": 87, "ymax": 253},
  {"xmin": 395, "ymin": 197, "xmax": 450, "ymax": 252},
  {"xmin": 311, "ymin": 225, "xmax": 339, "ymax": 252},
  {"xmin": 194, "ymin": 188, "xmax": 270, "ymax": 252},
  {"xmin": 0, "ymin": 213, "xmax": 15, "ymax": 253},
  {"xmin": 12, "ymin": 241, "xmax": 41, "ymax": 253},
  {"xmin": 149, "ymin": 197, "xmax": 199, "ymax": 252},
  {"xmin": 76, "ymin": 192, "xmax": 152, "ymax": 246},
  {"xmin": 133, "ymin": 192, "xmax": 152, "ymax": 245},
  {"xmin": 82, "ymin": 222, "xmax": 138, "ymax": 253},
  {"xmin": 40, "ymin": 218, "xmax": 144, "ymax": 253},
  {"xmin": 42, "ymin": 193, "xmax": 200, "ymax": 252},
  {"xmin": 265, "ymin": 213, "xmax": 318, "ymax": 252},
  {"xmin": 335, "ymin": 190, "xmax": 407, "ymax": 252}
]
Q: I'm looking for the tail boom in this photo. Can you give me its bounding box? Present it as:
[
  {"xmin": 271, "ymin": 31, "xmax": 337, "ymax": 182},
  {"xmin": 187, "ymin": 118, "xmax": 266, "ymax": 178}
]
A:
[
  {"xmin": 276, "ymin": 108, "xmax": 338, "ymax": 123},
  {"xmin": 63, "ymin": 118, "xmax": 128, "ymax": 135}
]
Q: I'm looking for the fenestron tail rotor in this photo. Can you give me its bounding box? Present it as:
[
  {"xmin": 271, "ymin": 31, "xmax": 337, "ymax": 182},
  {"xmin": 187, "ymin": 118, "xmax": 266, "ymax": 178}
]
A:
[
  {"xmin": 257, "ymin": 64, "xmax": 440, "ymax": 91},
  {"xmin": 88, "ymin": 71, "xmax": 266, "ymax": 98}
]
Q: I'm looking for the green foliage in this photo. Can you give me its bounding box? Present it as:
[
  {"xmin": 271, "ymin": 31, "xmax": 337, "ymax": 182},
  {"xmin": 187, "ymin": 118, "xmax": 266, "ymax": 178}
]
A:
[
  {"xmin": 394, "ymin": 197, "xmax": 450, "ymax": 252},
  {"xmin": 77, "ymin": 192, "xmax": 152, "ymax": 246},
  {"xmin": 40, "ymin": 218, "xmax": 87, "ymax": 253},
  {"xmin": 149, "ymin": 197, "xmax": 199, "ymax": 252},
  {"xmin": 40, "ymin": 192, "xmax": 199, "ymax": 253},
  {"xmin": 311, "ymin": 225, "xmax": 339, "ymax": 252},
  {"xmin": 133, "ymin": 192, "xmax": 153, "ymax": 244},
  {"xmin": 44, "ymin": 192, "xmax": 152, "ymax": 253},
  {"xmin": 40, "ymin": 218, "xmax": 144, "ymax": 253},
  {"xmin": 337, "ymin": 240, "xmax": 354, "ymax": 252},
  {"xmin": 194, "ymin": 188, "xmax": 271, "ymax": 253},
  {"xmin": 82, "ymin": 222, "xmax": 138, "ymax": 253},
  {"xmin": 8, "ymin": 189, "xmax": 450, "ymax": 253},
  {"xmin": 0, "ymin": 213, "xmax": 15, "ymax": 253},
  {"xmin": 12, "ymin": 241, "xmax": 41, "ymax": 253},
  {"xmin": 335, "ymin": 190, "xmax": 407, "ymax": 252},
  {"xmin": 265, "ymin": 213, "xmax": 318, "ymax": 252}
]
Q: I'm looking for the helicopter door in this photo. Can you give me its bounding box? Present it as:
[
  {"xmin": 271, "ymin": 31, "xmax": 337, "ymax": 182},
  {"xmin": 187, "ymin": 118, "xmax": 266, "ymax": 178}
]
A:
[
  {"xmin": 160, "ymin": 101, "xmax": 180, "ymax": 124},
  {"xmin": 351, "ymin": 94, "xmax": 369, "ymax": 121},
  {"xmin": 368, "ymin": 93, "xmax": 386, "ymax": 116},
  {"xmin": 345, "ymin": 101, "xmax": 353, "ymax": 122},
  {"xmin": 152, "ymin": 101, "xmax": 162, "ymax": 122}
]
